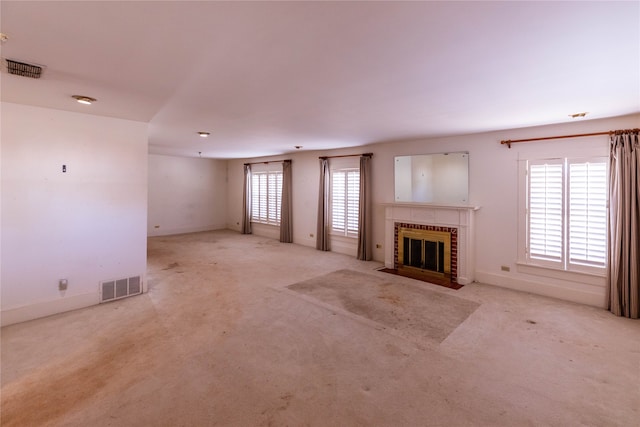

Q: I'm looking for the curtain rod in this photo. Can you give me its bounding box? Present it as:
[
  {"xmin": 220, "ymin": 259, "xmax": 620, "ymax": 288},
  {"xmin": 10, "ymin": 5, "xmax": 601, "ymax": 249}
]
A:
[
  {"xmin": 500, "ymin": 128, "xmax": 639, "ymax": 148},
  {"xmin": 244, "ymin": 159, "xmax": 291, "ymax": 166},
  {"xmin": 319, "ymin": 153, "xmax": 373, "ymax": 160}
]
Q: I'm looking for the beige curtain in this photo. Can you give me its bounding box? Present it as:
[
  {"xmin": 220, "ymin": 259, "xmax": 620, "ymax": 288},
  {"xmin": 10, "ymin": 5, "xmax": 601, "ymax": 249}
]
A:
[
  {"xmin": 357, "ymin": 154, "xmax": 372, "ymax": 260},
  {"xmin": 316, "ymin": 158, "xmax": 330, "ymax": 251},
  {"xmin": 241, "ymin": 164, "xmax": 252, "ymax": 234},
  {"xmin": 608, "ymin": 129, "xmax": 639, "ymax": 318},
  {"xmin": 280, "ymin": 160, "xmax": 293, "ymax": 243}
]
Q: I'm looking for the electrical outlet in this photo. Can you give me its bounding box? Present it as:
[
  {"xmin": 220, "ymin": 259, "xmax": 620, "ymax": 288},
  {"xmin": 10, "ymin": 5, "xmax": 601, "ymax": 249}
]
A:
[
  {"xmin": 59, "ymin": 279, "xmax": 68, "ymax": 291},
  {"xmin": 154, "ymin": 225, "xmax": 160, "ymax": 229},
  {"xmin": 501, "ymin": 265, "xmax": 510, "ymax": 272},
  {"xmin": 309, "ymin": 233, "xmax": 314, "ymax": 238},
  {"xmin": 376, "ymin": 244, "xmax": 382, "ymax": 249}
]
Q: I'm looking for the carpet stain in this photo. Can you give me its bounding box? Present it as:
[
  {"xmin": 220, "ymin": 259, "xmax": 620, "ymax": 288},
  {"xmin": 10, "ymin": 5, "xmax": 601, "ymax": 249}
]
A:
[
  {"xmin": 288, "ymin": 269, "xmax": 480, "ymax": 344},
  {"xmin": 162, "ymin": 262, "xmax": 180, "ymax": 270},
  {"xmin": 377, "ymin": 286, "xmax": 402, "ymax": 306},
  {"xmin": 259, "ymin": 392, "xmax": 296, "ymax": 427},
  {"xmin": 384, "ymin": 343, "xmax": 410, "ymax": 357},
  {"xmin": 1, "ymin": 314, "xmax": 168, "ymax": 426},
  {"xmin": 278, "ymin": 393, "xmax": 294, "ymax": 410}
]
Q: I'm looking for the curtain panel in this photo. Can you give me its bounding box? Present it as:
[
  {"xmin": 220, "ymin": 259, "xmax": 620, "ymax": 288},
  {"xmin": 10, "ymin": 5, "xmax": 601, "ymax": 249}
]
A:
[
  {"xmin": 316, "ymin": 158, "xmax": 330, "ymax": 251},
  {"xmin": 608, "ymin": 130, "xmax": 639, "ymax": 318},
  {"xmin": 357, "ymin": 154, "xmax": 372, "ymax": 260},
  {"xmin": 241, "ymin": 164, "xmax": 252, "ymax": 234},
  {"xmin": 280, "ymin": 160, "xmax": 293, "ymax": 243}
]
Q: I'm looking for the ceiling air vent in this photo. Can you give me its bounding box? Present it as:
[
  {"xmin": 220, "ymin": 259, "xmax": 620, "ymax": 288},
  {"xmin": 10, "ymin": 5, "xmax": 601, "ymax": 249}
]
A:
[{"xmin": 6, "ymin": 59, "xmax": 42, "ymax": 79}]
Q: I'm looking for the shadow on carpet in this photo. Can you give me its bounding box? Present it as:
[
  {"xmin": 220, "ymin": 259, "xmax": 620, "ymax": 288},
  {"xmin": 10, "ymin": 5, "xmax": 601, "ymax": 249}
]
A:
[{"xmin": 287, "ymin": 269, "xmax": 480, "ymax": 344}]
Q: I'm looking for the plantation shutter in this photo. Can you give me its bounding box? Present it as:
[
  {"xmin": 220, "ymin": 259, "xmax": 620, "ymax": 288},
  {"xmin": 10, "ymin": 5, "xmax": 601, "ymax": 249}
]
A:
[
  {"xmin": 346, "ymin": 170, "xmax": 359, "ymax": 236},
  {"xmin": 267, "ymin": 172, "xmax": 283, "ymax": 223},
  {"xmin": 331, "ymin": 169, "xmax": 360, "ymax": 236},
  {"xmin": 528, "ymin": 160, "xmax": 564, "ymax": 265},
  {"xmin": 331, "ymin": 171, "xmax": 346, "ymax": 232},
  {"xmin": 251, "ymin": 173, "xmax": 260, "ymax": 221},
  {"xmin": 251, "ymin": 171, "xmax": 282, "ymax": 225},
  {"xmin": 258, "ymin": 173, "xmax": 268, "ymax": 222},
  {"xmin": 568, "ymin": 159, "xmax": 607, "ymax": 268},
  {"xmin": 275, "ymin": 172, "xmax": 283, "ymax": 223}
]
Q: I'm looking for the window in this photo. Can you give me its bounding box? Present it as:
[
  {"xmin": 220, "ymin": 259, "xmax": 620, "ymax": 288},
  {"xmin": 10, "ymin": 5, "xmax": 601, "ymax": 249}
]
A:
[
  {"xmin": 331, "ymin": 168, "xmax": 359, "ymax": 237},
  {"xmin": 251, "ymin": 170, "xmax": 282, "ymax": 225},
  {"xmin": 525, "ymin": 157, "xmax": 607, "ymax": 273}
]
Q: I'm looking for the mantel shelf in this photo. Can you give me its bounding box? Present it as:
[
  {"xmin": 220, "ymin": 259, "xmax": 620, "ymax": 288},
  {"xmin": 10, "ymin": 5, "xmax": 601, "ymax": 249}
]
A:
[{"xmin": 380, "ymin": 202, "xmax": 481, "ymax": 211}]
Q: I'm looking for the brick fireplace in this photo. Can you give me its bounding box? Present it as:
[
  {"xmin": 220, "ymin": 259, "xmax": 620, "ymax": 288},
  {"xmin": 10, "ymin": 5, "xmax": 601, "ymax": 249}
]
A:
[{"xmin": 383, "ymin": 203, "xmax": 479, "ymax": 285}]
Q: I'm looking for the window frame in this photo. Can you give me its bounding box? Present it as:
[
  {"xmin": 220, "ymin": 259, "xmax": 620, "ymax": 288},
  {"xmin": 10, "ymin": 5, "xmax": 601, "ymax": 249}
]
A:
[
  {"xmin": 566, "ymin": 158, "xmax": 608, "ymax": 271},
  {"xmin": 518, "ymin": 156, "xmax": 608, "ymax": 277},
  {"xmin": 250, "ymin": 167, "xmax": 283, "ymax": 227},
  {"xmin": 329, "ymin": 165, "xmax": 360, "ymax": 239},
  {"xmin": 526, "ymin": 158, "xmax": 565, "ymax": 269}
]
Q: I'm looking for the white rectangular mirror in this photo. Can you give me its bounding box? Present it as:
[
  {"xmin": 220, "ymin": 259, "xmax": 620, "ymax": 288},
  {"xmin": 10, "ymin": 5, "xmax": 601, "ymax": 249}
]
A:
[{"xmin": 394, "ymin": 152, "xmax": 469, "ymax": 204}]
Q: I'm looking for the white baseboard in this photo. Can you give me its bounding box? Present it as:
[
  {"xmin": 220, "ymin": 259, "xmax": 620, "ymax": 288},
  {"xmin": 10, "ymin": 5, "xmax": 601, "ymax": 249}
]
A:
[
  {"xmin": 331, "ymin": 242, "xmax": 357, "ymax": 257},
  {"xmin": 148, "ymin": 224, "xmax": 225, "ymax": 237},
  {"xmin": 227, "ymin": 223, "xmax": 242, "ymax": 233},
  {"xmin": 1, "ymin": 292, "xmax": 100, "ymax": 327},
  {"xmin": 475, "ymin": 270, "xmax": 607, "ymax": 308},
  {"xmin": 293, "ymin": 236, "xmax": 316, "ymax": 248},
  {"xmin": 457, "ymin": 275, "xmax": 472, "ymax": 285},
  {"xmin": 251, "ymin": 223, "xmax": 280, "ymax": 240}
]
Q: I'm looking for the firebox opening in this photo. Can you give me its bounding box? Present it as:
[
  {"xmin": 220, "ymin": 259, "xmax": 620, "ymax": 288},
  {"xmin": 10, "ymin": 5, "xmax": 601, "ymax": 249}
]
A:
[
  {"xmin": 397, "ymin": 227, "xmax": 452, "ymax": 279},
  {"xmin": 403, "ymin": 238, "xmax": 445, "ymax": 273}
]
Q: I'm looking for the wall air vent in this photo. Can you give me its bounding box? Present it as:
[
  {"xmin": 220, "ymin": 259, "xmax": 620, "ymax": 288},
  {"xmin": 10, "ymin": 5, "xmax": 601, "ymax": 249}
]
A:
[
  {"xmin": 6, "ymin": 59, "xmax": 43, "ymax": 78},
  {"xmin": 100, "ymin": 276, "xmax": 142, "ymax": 303}
]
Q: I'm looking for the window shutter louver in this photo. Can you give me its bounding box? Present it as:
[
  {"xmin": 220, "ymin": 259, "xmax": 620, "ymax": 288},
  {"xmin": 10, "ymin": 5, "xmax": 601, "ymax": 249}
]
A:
[
  {"xmin": 528, "ymin": 161, "xmax": 564, "ymax": 265},
  {"xmin": 268, "ymin": 173, "xmax": 277, "ymax": 223},
  {"xmin": 258, "ymin": 173, "xmax": 267, "ymax": 222},
  {"xmin": 331, "ymin": 172, "xmax": 346, "ymax": 232},
  {"xmin": 346, "ymin": 171, "xmax": 359, "ymax": 236},
  {"xmin": 250, "ymin": 170, "xmax": 283, "ymax": 225},
  {"xmin": 331, "ymin": 169, "xmax": 360, "ymax": 237},
  {"xmin": 275, "ymin": 173, "xmax": 283, "ymax": 223},
  {"xmin": 568, "ymin": 160, "xmax": 607, "ymax": 267},
  {"xmin": 251, "ymin": 174, "xmax": 261, "ymax": 221}
]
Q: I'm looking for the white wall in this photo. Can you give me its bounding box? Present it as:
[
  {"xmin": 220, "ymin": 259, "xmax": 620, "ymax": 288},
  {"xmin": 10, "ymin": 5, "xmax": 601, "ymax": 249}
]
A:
[
  {"xmin": 227, "ymin": 152, "xmax": 320, "ymax": 247},
  {"xmin": 226, "ymin": 113, "xmax": 640, "ymax": 308},
  {"xmin": 1, "ymin": 103, "xmax": 148, "ymax": 326},
  {"xmin": 227, "ymin": 151, "xmax": 356, "ymax": 252},
  {"xmin": 148, "ymin": 154, "xmax": 227, "ymax": 236}
]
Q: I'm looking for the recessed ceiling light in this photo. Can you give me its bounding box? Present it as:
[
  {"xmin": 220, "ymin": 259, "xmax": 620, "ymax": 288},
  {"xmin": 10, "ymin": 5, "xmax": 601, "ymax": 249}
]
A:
[
  {"xmin": 72, "ymin": 95, "xmax": 96, "ymax": 105},
  {"xmin": 569, "ymin": 112, "xmax": 588, "ymax": 118},
  {"xmin": 198, "ymin": 132, "xmax": 210, "ymax": 138}
]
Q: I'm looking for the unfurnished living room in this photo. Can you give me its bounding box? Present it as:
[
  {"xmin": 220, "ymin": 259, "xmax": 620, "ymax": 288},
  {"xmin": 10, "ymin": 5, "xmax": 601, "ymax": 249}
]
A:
[{"xmin": 1, "ymin": 1, "xmax": 639, "ymax": 426}]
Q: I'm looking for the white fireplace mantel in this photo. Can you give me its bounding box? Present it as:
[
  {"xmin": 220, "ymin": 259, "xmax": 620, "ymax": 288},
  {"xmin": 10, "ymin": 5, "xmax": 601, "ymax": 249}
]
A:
[{"xmin": 382, "ymin": 203, "xmax": 480, "ymax": 285}]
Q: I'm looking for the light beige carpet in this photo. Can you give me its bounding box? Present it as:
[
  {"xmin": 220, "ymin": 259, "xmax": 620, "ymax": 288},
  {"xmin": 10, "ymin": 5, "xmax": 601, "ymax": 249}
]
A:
[
  {"xmin": 288, "ymin": 269, "xmax": 479, "ymax": 344},
  {"xmin": 3, "ymin": 231, "xmax": 638, "ymax": 426}
]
